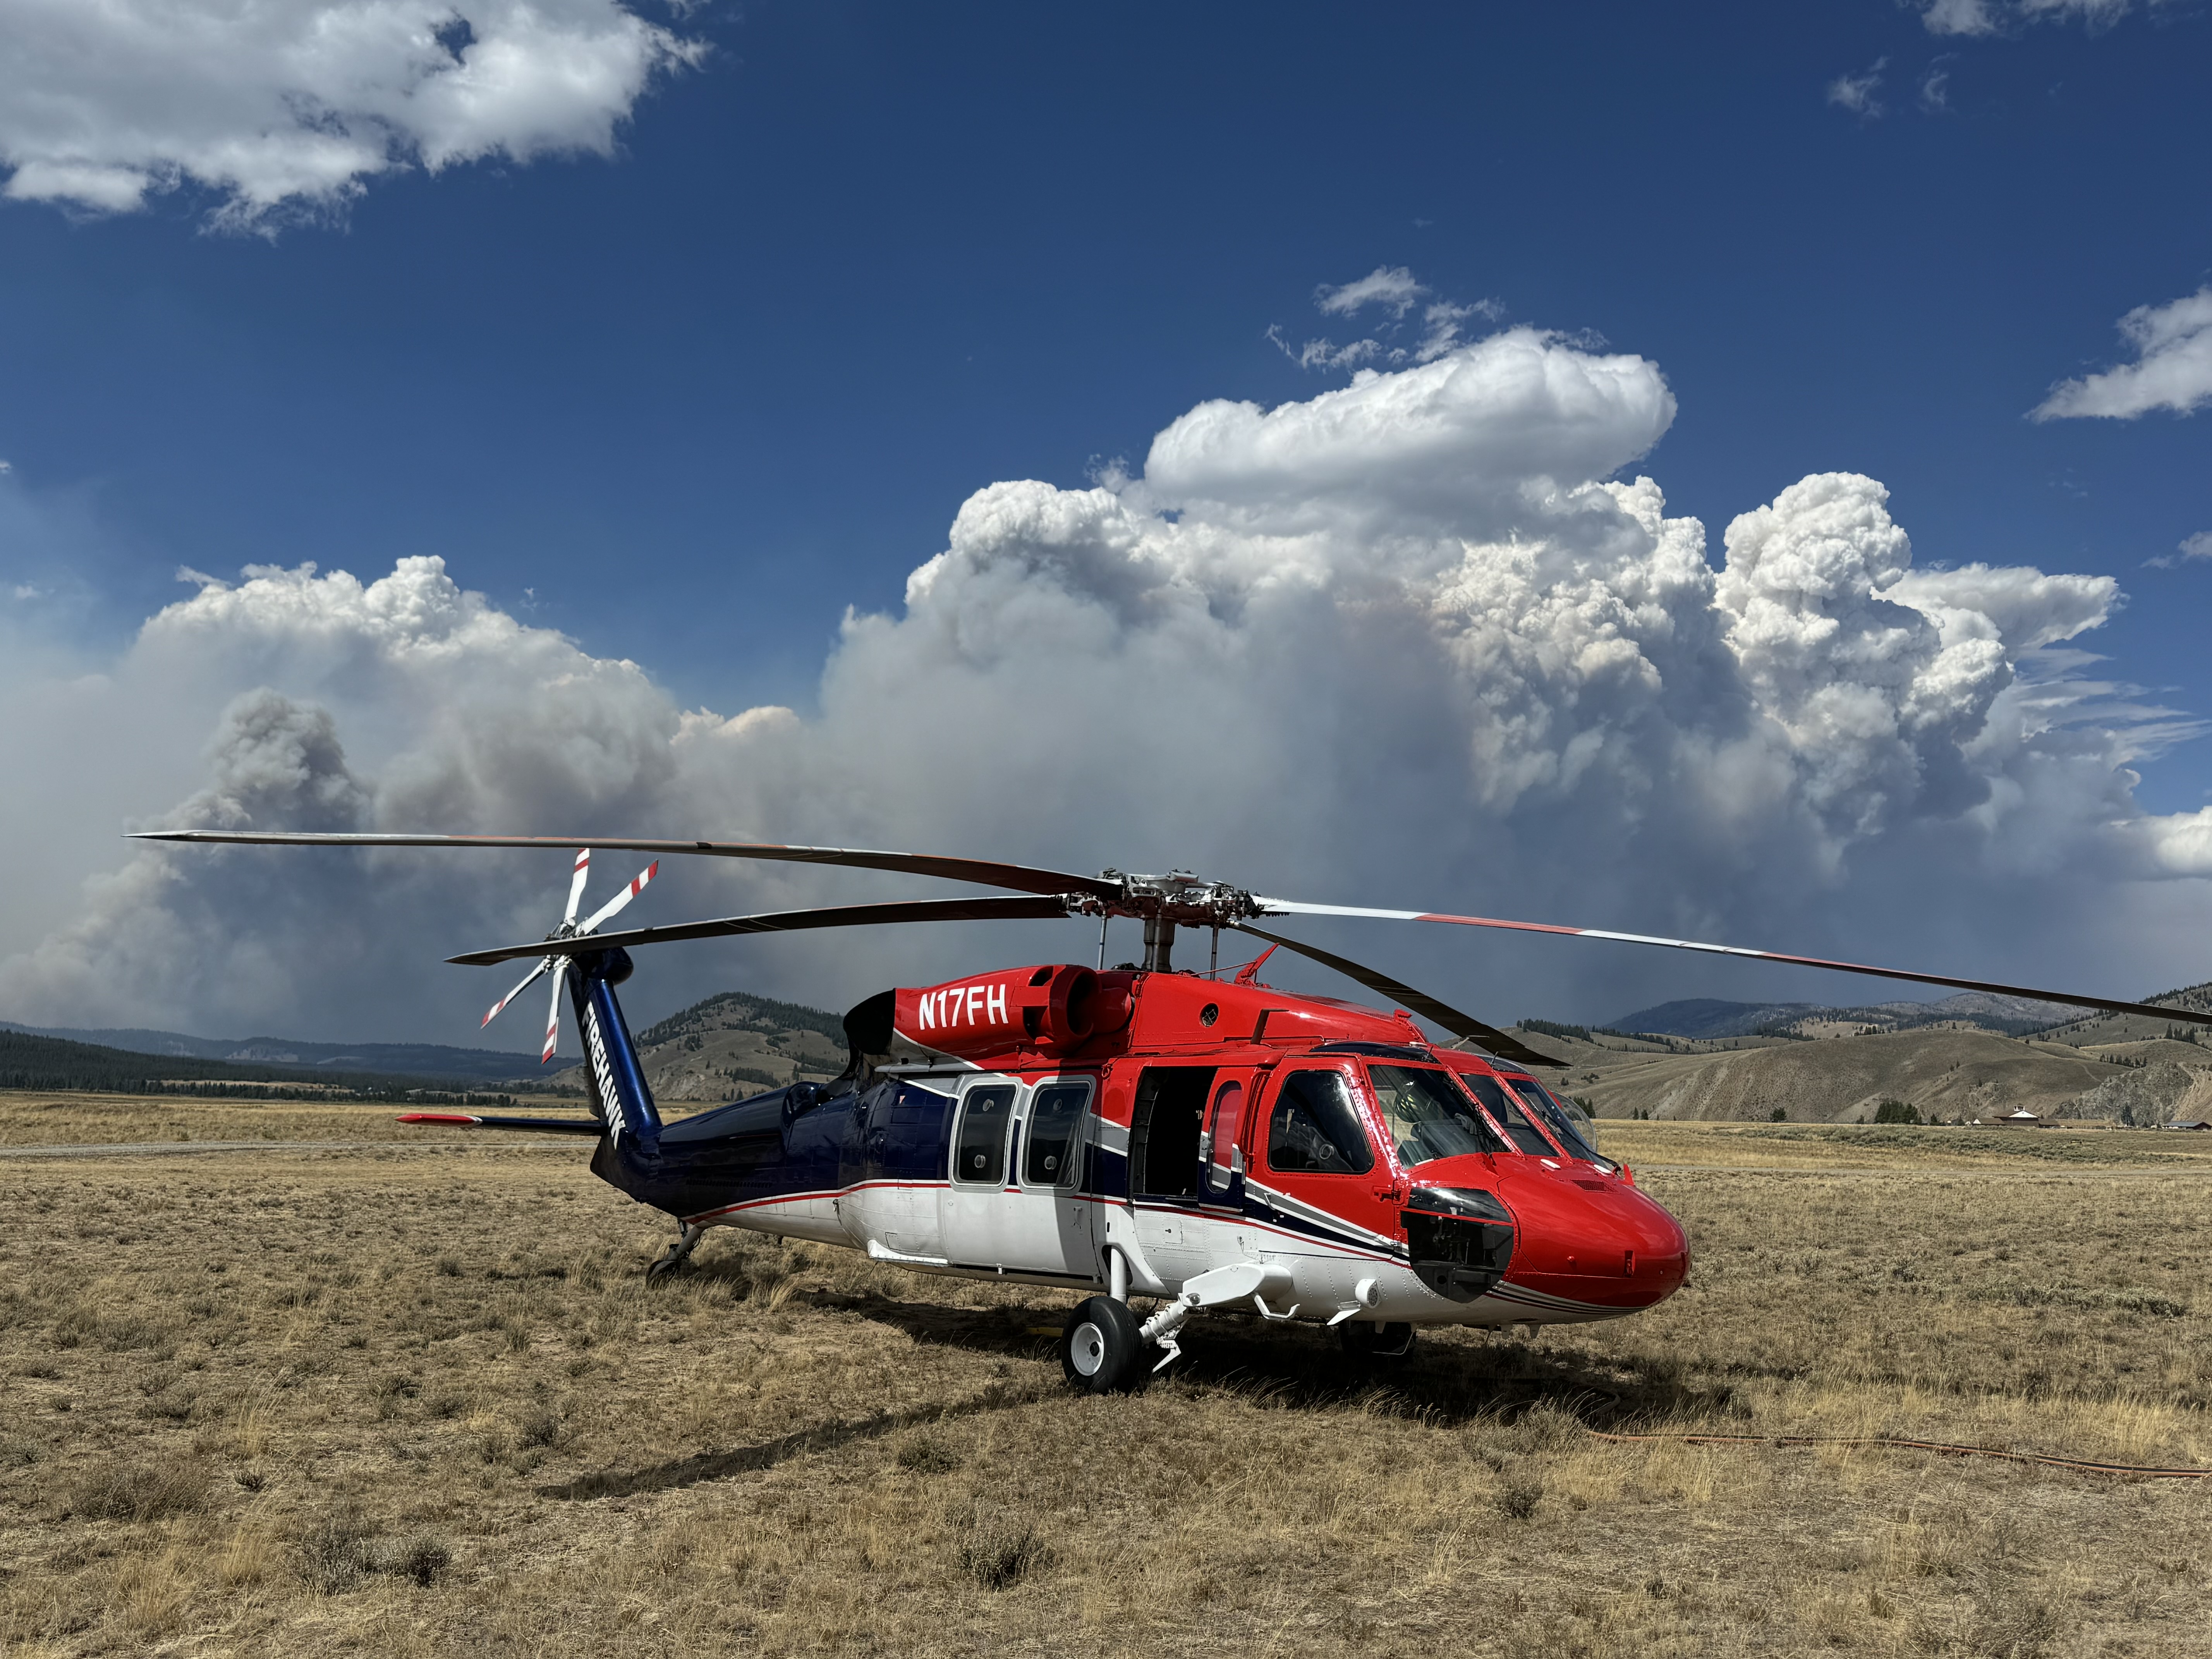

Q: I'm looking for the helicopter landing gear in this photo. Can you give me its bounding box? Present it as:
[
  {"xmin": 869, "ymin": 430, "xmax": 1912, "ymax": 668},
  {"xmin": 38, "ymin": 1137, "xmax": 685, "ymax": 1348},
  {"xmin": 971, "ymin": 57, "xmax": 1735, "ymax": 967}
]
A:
[
  {"xmin": 1061, "ymin": 1295, "xmax": 1142, "ymax": 1393},
  {"xmin": 1340, "ymin": 1320, "xmax": 1416, "ymax": 1361},
  {"xmin": 646, "ymin": 1222, "xmax": 704, "ymax": 1285}
]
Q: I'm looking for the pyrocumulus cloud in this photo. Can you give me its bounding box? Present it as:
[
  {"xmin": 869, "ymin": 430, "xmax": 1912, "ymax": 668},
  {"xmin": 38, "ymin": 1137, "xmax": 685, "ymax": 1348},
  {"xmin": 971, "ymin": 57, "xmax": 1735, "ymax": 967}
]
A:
[{"xmin": 2, "ymin": 326, "xmax": 2205, "ymax": 1044}]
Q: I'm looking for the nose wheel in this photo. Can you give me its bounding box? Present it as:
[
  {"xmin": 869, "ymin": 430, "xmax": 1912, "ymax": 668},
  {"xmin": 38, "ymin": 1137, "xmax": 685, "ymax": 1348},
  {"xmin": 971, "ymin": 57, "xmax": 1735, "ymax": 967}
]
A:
[{"xmin": 1060, "ymin": 1295, "xmax": 1142, "ymax": 1393}]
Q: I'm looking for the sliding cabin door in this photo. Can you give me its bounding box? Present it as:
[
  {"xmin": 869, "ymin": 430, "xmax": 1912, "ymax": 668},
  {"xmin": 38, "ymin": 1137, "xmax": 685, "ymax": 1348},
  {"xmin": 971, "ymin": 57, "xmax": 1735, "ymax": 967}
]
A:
[
  {"xmin": 1127, "ymin": 1065, "xmax": 1218, "ymax": 1288},
  {"xmin": 999, "ymin": 1075, "xmax": 1095, "ymax": 1282},
  {"xmin": 938, "ymin": 1074, "xmax": 1096, "ymax": 1283}
]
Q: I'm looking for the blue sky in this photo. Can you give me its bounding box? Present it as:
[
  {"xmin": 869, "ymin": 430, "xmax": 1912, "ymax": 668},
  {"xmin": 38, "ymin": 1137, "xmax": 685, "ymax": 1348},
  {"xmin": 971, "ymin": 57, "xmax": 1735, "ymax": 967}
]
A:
[{"xmin": 1, "ymin": 0, "xmax": 2208, "ymax": 1044}]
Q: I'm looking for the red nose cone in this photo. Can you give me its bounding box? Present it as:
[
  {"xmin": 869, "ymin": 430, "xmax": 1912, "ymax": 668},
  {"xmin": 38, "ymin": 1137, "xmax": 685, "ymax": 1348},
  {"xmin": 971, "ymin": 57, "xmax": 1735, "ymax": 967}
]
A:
[{"xmin": 1491, "ymin": 1163, "xmax": 1688, "ymax": 1314}]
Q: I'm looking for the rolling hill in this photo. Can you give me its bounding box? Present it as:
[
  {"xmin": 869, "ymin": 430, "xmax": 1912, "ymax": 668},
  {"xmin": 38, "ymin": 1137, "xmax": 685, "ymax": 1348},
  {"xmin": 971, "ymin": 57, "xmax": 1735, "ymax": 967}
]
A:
[
  {"xmin": 2016, "ymin": 979, "xmax": 2212, "ymax": 1049},
  {"xmin": 1558, "ymin": 1029, "xmax": 2118, "ymax": 1124},
  {"xmin": 0, "ymin": 1021, "xmax": 553, "ymax": 1084},
  {"xmin": 1605, "ymin": 991, "xmax": 2092, "ymax": 1042},
  {"xmin": 0, "ymin": 1029, "xmax": 515, "ymax": 1100},
  {"xmin": 1518, "ymin": 1022, "xmax": 2212, "ymax": 1127},
  {"xmin": 544, "ymin": 988, "xmax": 854, "ymax": 1103}
]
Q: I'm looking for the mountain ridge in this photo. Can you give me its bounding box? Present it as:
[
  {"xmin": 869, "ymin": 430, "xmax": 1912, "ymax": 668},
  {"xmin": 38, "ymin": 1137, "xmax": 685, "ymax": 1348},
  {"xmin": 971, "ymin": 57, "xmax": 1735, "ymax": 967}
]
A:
[
  {"xmin": 0, "ymin": 1020, "xmax": 561, "ymax": 1084},
  {"xmin": 0, "ymin": 1029, "xmax": 519, "ymax": 1098},
  {"xmin": 1599, "ymin": 986, "xmax": 2206, "ymax": 1043}
]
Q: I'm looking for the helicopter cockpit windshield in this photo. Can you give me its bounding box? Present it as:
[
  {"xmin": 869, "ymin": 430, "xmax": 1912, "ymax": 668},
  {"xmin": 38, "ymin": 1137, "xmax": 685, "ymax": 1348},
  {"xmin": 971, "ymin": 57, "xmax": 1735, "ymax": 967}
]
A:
[
  {"xmin": 1454, "ymin": 1071, "xmax": 1555, "ymax": 1157},
  {"xmin": 1504, "ymin": 1077, "xmax": 1612, "ymax": 1170},
  {"xmin": 1366, "ymin": 1065, "xmax": 1507, "ymax": 1168}
]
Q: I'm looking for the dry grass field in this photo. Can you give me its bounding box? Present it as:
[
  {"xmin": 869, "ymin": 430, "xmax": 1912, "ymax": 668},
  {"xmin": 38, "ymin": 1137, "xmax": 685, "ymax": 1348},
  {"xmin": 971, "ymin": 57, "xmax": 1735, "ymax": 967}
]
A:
[{"xmin": 3, "ymin": 1099, "xmax": 2210, "ymax": 1657}]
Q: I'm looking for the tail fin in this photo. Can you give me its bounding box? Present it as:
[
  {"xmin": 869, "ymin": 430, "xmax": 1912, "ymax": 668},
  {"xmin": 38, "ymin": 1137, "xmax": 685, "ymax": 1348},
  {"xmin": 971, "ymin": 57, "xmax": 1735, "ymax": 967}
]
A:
[{"xmin": 567, "ymin": 947, "xmax": 662, "ymax": 1151}]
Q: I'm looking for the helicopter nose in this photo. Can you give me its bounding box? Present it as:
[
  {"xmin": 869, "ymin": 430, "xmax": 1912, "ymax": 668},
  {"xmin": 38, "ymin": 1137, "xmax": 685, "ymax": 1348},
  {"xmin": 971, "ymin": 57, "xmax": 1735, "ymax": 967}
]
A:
[{"xmin": 1494, "ymin": 1169, "xmax": 1688, "ymax": 1312}]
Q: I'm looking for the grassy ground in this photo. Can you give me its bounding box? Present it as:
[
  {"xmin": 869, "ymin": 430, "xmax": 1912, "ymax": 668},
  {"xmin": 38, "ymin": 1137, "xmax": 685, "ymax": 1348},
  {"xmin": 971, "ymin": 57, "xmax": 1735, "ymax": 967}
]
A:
[
  {"xmin": 0, "ymin": 1093, "xmax": 586, "ymax": 1149},
  {"xmin": 2, "ymin": 1103, "xmax": 2209, "ymax": 1656},
  {"xmin": 1599, "ymin": 1118, "xmax": 2212, "ymax": 1172}
]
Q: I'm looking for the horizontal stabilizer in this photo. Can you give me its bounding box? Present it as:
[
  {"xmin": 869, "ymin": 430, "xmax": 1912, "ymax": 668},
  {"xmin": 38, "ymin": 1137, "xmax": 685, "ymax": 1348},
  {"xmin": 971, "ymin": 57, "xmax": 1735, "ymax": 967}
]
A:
[{"xmin": 397, "ymin": 1112, "xmax": 604, "ymax": 1136}]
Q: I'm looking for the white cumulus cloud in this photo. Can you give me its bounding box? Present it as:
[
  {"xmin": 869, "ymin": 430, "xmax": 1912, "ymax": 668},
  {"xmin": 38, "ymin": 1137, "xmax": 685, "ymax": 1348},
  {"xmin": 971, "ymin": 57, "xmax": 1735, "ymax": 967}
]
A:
[
  {"xmin": 2033, "ymin": 288, "xmax": 2212, "ymax": 421},
  {"xmin": 1185, "ymin": 326, "xmax": 1672, "ymax": 536},
  {"xmin": 1916, "ymin": 0, "xmax": 2178, "ymax": 32},
  {"xmin": 1316, "ymin": 267, "xmax": 1427, "ymax": 319},
  {"xmin": 1918, "ymin": 0, "xmax": 1998, "ymax": 33},
  {"xmin": 1827, "ymin": 61, "xmax": 1886, "ymax": 115},
  {"xmin": 3, "ymin": 328, "xmax": 2207, "ymax": 1046},
  {"xmin": 2144, "ymin": 531, "xmax": 2212, "ymax": 570},
  {"xmin": 0, "ymin": 0, "xmax": 702, "ymax": 228},
  {"xmin": 1276, "ymin": 267, "xmax": 1504, "ymax": 376}
]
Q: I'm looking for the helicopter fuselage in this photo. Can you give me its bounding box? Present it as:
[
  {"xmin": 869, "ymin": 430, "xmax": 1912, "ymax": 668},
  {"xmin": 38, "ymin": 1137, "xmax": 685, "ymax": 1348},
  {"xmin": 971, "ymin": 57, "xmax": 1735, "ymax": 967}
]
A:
[{"xmin": 434, "ymin": 950, "xmax": 1690, "ymax": 1334}]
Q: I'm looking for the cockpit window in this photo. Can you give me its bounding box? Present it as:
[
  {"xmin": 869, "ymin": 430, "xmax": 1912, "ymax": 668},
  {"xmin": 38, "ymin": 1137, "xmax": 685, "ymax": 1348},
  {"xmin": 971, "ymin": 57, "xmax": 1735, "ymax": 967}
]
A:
[
  {"xmin": 1266, "ymin": 1070, "xmax": 1376, "ymax": 1175},
  {"xmin": 1366, "ymin": 1065, "xmax": 1506, "ymax": 1167},
  {"xmin": 1507, "ymin": 1078, "xmax": 1608, "ymax": 1165},
  {"xmin": 1453, "ymin": 1071, "xmax": 1558, "ymax": 1157}
]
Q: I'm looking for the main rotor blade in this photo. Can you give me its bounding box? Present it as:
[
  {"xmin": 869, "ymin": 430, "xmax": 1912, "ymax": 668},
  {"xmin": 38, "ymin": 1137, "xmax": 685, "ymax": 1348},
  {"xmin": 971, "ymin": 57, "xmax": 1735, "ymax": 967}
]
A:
[
  {"xmin": 580, "ymin": 860, "xmax": 658, "ymax": 934},
  {"xmin": 562, "ymin": 847, "xmax": 591, "ymax": 927},
  {"xmin": 481, "ymin": 956, "xmax": 552, "ymax": 1029},
  {"xmin": 131, "ymin": 831, "xmax": 1118, "ymax": 902},
  {"xmin": 448, "ymin": 894, "xmax": 1079, "ymax": 967},
  {"xmin": 1253, "ymin": 899, "xmax": 2212, "ymax": 1029},
  {"xmin": 1232, "ymin": 923, "xmax": 1561, "ymax": 1070}
]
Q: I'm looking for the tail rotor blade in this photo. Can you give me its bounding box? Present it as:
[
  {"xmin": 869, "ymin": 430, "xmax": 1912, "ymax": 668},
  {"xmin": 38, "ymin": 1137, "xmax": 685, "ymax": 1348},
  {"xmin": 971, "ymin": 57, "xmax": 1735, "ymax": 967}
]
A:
[
  {"xmin": 542, "ymin": 958, "xmax": 570, "ymax": 1065},
  {"xmin": 581, "ymin": 860, "xmax": 659, "ymax": 935},
  {"xmin": 482, "ymin": 957, "xmax": 552, "ymax": 1028},
  {"xmin": 563, "ymin": 848, "xmax": 592, "ymax": 927}
]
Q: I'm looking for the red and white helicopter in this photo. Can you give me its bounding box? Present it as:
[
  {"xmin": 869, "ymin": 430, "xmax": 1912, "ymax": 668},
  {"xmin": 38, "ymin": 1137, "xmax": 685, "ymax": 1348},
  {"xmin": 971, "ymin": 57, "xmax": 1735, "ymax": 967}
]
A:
[{"xmin": 142, "ymin": 831, "xmax": 2212, "ymax": 1391}]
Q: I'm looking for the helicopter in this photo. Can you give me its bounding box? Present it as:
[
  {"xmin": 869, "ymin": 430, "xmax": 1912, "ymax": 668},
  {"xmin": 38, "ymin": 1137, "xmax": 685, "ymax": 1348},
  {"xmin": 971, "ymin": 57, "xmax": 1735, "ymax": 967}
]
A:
[{"xmin": 138, "ymin": 830, "xmax": 2212, "ymax": 1393}]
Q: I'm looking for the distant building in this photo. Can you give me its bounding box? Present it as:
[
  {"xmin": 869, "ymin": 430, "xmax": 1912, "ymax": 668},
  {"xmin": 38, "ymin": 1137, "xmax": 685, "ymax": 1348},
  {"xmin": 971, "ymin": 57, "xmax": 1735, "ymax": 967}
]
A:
[
  {"xmin": 1984, "ymin": 1109, "xmax": 2045, "ymax": 1128},
  {"xmin": 2156, "ymin": 1120, "xmax": 2211, "ymax": 1132}
]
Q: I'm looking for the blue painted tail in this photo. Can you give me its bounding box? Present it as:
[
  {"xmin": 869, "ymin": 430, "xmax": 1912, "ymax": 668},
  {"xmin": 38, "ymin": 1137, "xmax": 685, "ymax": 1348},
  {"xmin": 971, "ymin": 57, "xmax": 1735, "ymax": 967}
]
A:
[{"xmin": 566, "ymin": 947, "xmax": 662, "ymax": 1153}]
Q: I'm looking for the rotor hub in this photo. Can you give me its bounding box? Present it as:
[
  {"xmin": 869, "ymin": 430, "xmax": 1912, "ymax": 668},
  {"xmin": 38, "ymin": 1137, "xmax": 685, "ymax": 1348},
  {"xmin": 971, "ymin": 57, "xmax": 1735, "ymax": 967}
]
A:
[{"xmin": 1081, "ymin": 869, "xmax": 1259, "ymax": 928}]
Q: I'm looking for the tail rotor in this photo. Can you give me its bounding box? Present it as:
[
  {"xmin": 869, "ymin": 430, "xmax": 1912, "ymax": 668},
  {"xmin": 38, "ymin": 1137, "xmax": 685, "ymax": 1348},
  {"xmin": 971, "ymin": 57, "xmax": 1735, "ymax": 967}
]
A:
[
  {"xmin": 541, "ymin": 959, "xmax": 570, "ymax": 1065},
  {"xmin": 478, "ymin": 849, "xmax": 660, "ymax": 1065},
  {"xmin": 481, "ymin": 956, "xmax": 553, "ymax": 1031}
]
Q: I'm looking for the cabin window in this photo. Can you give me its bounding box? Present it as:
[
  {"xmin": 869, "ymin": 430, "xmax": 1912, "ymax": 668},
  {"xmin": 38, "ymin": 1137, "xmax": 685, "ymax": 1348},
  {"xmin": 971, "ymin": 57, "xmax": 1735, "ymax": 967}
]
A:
[
  {"xmin": 953, "ymin": 1084, "xmax": 1017, "ymax": 1185},
  {"xmin": 1024, "ymin": 1080, "xmax": 1089, "ymax": 1188},
  {"xmin": 1265, "ymin": 1070, "xmax": 1376, "ymax": 1175},
  {"xmin": 1367, "ymin": 1065, "xmax": 1506, "ymax": 1166},
  {"xmin": 1455, "ymin": 1072, "xmax": 1556, "ymax": 1157}
]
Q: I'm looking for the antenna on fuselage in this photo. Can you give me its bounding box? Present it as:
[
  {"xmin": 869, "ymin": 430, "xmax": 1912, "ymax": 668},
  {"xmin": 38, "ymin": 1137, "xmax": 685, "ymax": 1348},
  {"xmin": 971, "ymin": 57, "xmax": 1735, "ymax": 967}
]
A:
[{"xmin": 1097, "ymin": 869, "xmax": 1119, "ymax": 970}]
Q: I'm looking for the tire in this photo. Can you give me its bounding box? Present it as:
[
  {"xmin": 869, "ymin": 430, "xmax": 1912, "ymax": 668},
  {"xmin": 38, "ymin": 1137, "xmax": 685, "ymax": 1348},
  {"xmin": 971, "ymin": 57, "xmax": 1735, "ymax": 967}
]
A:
[
  {"xmin": 1340, "ymin": 1320, "xmax": 1416, "ymax": 1360},
  {"xmin": 1061, "ymin": 1295, "xmax": 1142, "ymax": 1393}
]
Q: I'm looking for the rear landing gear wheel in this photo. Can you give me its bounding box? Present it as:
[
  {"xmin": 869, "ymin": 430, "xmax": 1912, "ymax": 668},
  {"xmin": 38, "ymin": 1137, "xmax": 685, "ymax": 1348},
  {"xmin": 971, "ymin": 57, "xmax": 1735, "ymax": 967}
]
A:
[
  {"xmin": 1061, "ymin": 1295, "xmax": 1142, "ymax": 1393},
  {"xmin": 1341, "ymin": 1320, "xmax": 1416, "ymax": 1361},
  {"xmin": 646, "ymin": 1223, "xmax": 703, "ymax": 1285}
]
